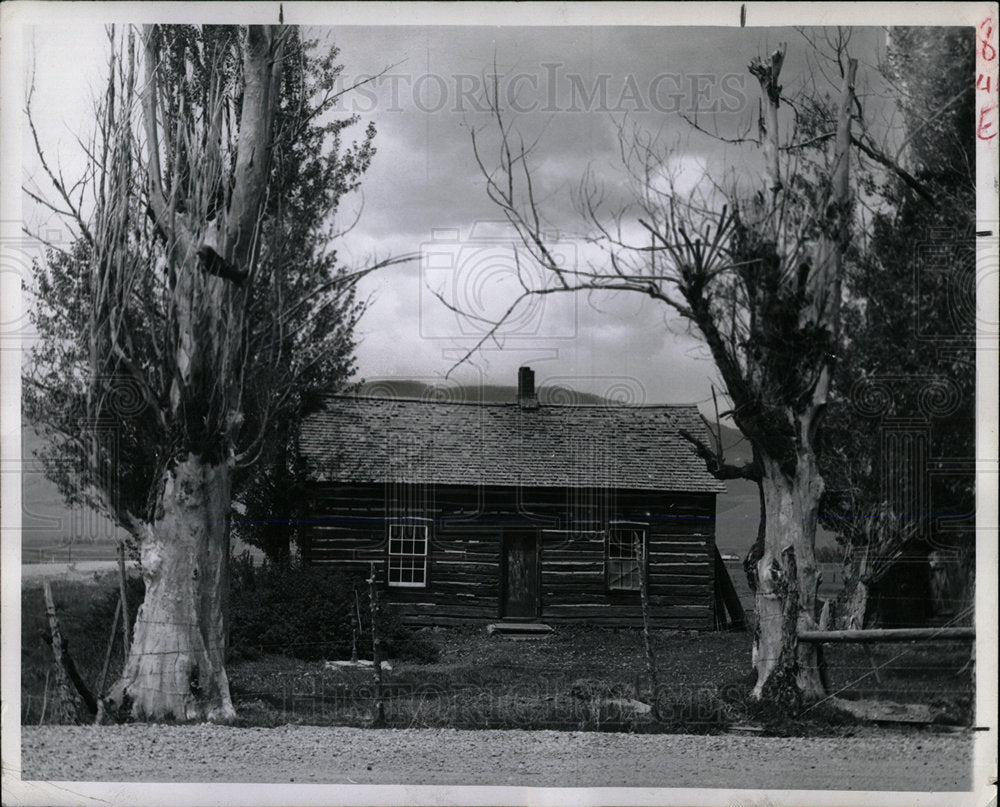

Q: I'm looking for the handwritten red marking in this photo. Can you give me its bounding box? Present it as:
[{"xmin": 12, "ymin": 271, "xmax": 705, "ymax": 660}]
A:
[
  {"xmin": 977, "ymin": 17, "xmax": 998, "ymax": 141},
  {"xmin": 980, "ymin": 19, "xmax": 996, "ymax": 60},
  {"xmin": 978, "ymin": 106, "xmax": 998, "ymax": 141}
]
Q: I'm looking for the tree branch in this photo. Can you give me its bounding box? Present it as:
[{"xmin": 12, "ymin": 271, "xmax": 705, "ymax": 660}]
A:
[
  {"xmin": 679, "ymin": 429, "xmax": 762, "ymax": 481},
  {"xmin": 223, "ymin": 26, "xmax": 289, "ymax": 279}
]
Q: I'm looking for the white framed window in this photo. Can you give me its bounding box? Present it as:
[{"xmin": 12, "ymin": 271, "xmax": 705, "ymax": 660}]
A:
[
  {"xmin": 606, "ymin": 523, "xmax": 646, "ymax": 591},
  {"xmin": 387, "ymin": 523, "xmax": 428, "ymax": 588}
]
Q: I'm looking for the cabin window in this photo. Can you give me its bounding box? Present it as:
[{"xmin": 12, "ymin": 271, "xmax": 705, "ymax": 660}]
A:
[
  {"xmin": 606, "ymin": 524, "xmax": 646, "ymax": 591},
  {"xmin": 387, "ymin": 523, "xmax": 428, "ymax": 587}
]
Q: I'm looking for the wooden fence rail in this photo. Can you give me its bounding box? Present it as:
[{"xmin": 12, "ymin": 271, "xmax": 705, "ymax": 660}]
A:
[{"xmin": 798, "ymin": 627, "xmax": 975, "ymax": 643}]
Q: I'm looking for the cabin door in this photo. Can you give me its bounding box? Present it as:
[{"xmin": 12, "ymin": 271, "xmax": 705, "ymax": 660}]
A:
[{"xmin": 501, "ymin": 529, "xmax": 539, "ymax": 619}]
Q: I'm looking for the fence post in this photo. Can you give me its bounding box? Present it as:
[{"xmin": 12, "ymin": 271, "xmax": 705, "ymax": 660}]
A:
[
  {"xmin": 635, "ymin": 532, "xmax": 661, "ymax": 720},
  {"xmin": 39, "ymin": 670, "xmax": 50, "ymax": 725},
  {"xmin": 42, "ymin": 580, "xmax": 85, "ymax": 724},
  {"xmin": 351, "ymin": 588, "xmax": 360, "ymax": 663},
  {"xmin": 117, "ymin": 541, "xmax": 131, "ymax": 657},
  {"xmin": 97, "ymin": 595, "xmax": 122, "ymax": 696},
  {"xmin": 368, "ymin": 561, "xmax": 386, "ymax": 727}
]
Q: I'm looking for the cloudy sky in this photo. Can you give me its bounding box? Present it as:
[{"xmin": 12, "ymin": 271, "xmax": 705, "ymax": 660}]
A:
[
  {"xmin": 315, "ymin": 23, "xmax": 892, "ymax": 409},
  {"xmin": 12, "ymin": 4, "xmax": 962, "ymax": 414}
]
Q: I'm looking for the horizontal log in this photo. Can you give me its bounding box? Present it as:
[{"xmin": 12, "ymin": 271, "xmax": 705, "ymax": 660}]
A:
[
  {"xmin": 543, "ymin": 616, "xmax": 712, "ymax": 628},
  {"xmin": 395, "ymin": 609, "xmax": 498, "ymax": 621},
  {"xmin": 542, "ymin": 605, "xmax": 710, "ymax": 619},
  {"xmin": 397, "ymin": 614, "xmax": 487, "ymax": 627},
  {"xmin": 539, "ymin": 590, "xmax": 711, "ymax": 602},
  {"xmin": 651, "ymin": 541, "xmax": 712, "ymax": 548},
  {"xmin": 543, "ymin": 595, "xmax": 712, "ymax": 609},
  {"xmin": 391, "ymin": 586, "xmax": 496, "ymax": 599},
  {"xmin": 432, "ymin": 559, "xmax": 498, "ymax": 569},
  {"xmin": 541, "ymin": 569, "xmax": 604, "ymax": 577},
  {"xmin": 429, "ymin": 579, "xmax": 496, "ymax": 589},
  {"xmin": 309, "ymin": 533, "xmax": 381, "ymax": 542},
  {"xmin": 540, "ymin": 582, "xmax": 711, "ymax": 597},
  {"xmin": 648, "ymin": 553, "xmax": 710, "ymax": 562},
  {"xmin": 649, "ymin": 571, "xmax": 712, "ymax": 581},
  {"xmin": 401, "ymin": 606, "xmax": 498, "ymax": 615},
  {"xmin": 798, "ymin": 627, "xmax": 975, "ymax": 643},
  {"xmin": 545, "ymin": 619, "xmax": 713, "ymax": 629}
]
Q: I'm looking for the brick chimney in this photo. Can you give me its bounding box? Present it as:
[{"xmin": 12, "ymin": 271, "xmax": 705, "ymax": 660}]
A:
[{"xmin": 517, "ymin": 366, "xmax": 539, "ymax": 410}]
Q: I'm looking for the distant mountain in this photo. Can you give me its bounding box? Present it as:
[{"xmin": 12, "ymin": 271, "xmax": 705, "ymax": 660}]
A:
[{"xmin": 357, "ymin": 380, "xmax": 609, "ymax": 406}]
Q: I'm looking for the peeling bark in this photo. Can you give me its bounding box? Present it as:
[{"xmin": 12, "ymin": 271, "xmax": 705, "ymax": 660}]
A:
[
  {"xmin": 106, "ymin": 455, "xmax": 234, "ymax": 722},
  {"xmin": 751, "ymin": 455, "xmax": 825, "ymax": 702},
  {"xmin": 748, "ymin": 46, "xmax": 785, "ymax": 197}
]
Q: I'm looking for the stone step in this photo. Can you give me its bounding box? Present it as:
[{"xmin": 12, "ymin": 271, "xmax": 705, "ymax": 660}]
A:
[{"xmin": 487, "ymin": 621, "xmax": 555, "ymax": 636}]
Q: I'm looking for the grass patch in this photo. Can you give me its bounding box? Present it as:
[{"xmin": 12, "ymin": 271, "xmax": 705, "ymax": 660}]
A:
[{"xmin": 21, "ymin": 570, "xmax": 974, "ymax": 733}]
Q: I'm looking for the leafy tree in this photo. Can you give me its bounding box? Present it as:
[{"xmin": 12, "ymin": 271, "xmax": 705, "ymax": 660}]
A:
[
  {"xmin": 819, "ymin": 27, "xmax": 975, "ymax": 625},
  {"xmin": 229, "ymin": 32, "xmax": 374, "ymax": 564},
  {"xmin": 23, "ymin": 25, "xmax": 395, "ymax": 721}
]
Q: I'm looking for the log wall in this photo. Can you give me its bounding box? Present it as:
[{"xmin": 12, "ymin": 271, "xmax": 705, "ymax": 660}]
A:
[{"xmin": 301, "ymin": 483, "xmax": 717, "ymax": 629}]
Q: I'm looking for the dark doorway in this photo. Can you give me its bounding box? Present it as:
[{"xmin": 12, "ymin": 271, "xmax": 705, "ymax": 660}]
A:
[{"xmin": 501, "ymin": 529, "xmax": 539, "ymax": 619}]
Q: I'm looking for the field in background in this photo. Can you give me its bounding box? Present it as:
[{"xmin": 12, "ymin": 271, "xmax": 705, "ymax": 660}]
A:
[
  {"xmin": 20, "ymin": 426, "xmax": 261, "ymax": 563},
  {"xmin": 21, "ymin": 427, "xmax": 125, "ymax": 563},
  {"xmin": 723, "ymin": 559, "xmax": 846, "ymax": 615}
]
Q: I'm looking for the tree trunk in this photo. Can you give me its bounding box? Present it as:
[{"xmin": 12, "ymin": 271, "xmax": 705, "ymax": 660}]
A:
[
  {"xmin": 106, "ymin": 454, "xmax": 234, "ymax": 722},
  {"xmin": 751, "ymin": 453, "xmax": 825, "ymax": 703}
]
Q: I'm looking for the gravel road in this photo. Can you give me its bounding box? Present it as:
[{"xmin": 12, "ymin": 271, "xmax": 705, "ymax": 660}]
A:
[{"xmin": 19, "ymin": 724, "xmax": 973, "ymax": 791}]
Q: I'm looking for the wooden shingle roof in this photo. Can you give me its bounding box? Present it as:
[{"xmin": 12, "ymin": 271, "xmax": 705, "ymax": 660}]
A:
[{"xmin": 299, "ymin": 396, "xmax": 726, "ymax": 494}]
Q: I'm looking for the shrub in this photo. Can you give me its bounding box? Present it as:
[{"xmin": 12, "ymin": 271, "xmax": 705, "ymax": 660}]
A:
[{"xmin": 228, "ymin": 555, "xmax": 438, "ymax": 663}]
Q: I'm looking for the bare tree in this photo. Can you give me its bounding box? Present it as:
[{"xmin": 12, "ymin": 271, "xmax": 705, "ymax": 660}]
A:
[{"xmin": 454, "ymin": 44, "xmax": 860, "ymax": 703}]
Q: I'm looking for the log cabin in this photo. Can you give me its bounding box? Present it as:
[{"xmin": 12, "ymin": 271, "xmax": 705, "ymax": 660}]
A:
[{"xmin": 297, "ymin": 367, "xmax": 735, "ymax": 630}]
